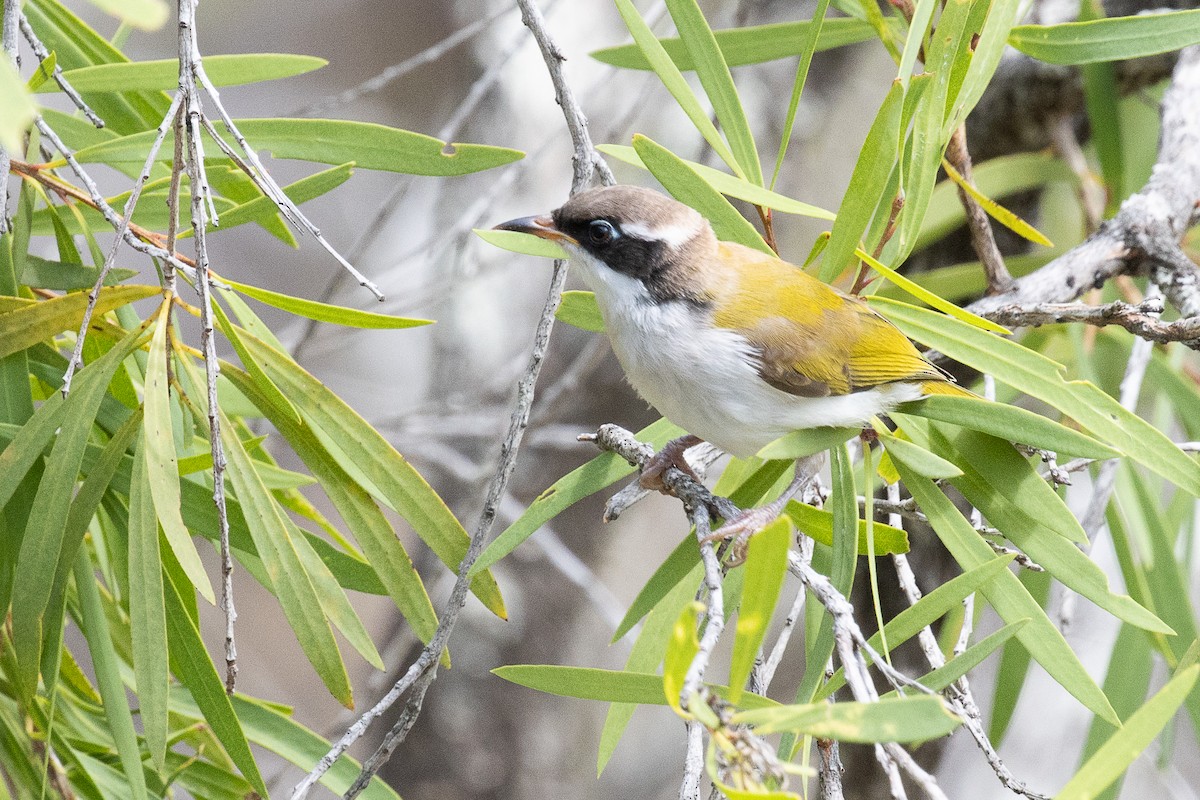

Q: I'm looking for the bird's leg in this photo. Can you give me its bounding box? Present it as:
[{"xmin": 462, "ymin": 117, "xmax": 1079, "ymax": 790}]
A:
[
  {"xmin": 638, "ymin": 434, "xmax": 705, "ymax": 493},
  {"xmin": 702, "ymin": 454, "xmax": 825, "ymax": 565}
]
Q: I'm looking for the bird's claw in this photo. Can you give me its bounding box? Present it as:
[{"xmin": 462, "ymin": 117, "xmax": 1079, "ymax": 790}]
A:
[
  {"xmin": 638, "ymin": 434, "xmax": 704, "ymax": 493},
  {"xmin": 700, "ymin": 506, "xmax": 785, "ymax": 567}
]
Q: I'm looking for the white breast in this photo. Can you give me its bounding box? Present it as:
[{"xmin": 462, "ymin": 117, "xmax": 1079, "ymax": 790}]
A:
[{"xmin": 569, "ymin": 253, "xmax": 921, "ymax": 458}]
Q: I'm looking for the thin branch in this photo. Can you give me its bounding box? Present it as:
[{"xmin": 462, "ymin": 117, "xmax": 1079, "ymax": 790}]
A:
[
  {"xmin": 681, "ymin": 721, "xmax": 705, "ymax": 800},
  {"xmin": 293, "ymin": 5, "xmax": 513, "ymax": 117},
  {"xmin": 59, "ymin": 93, "xmax": 182, "ymax": 396},
  {"xmin": 893, "ymin": 517, "xmax": 1047, "ymax": 798},
  {"xmin": 177, "ymin": 0, "xmax": 237, "ymax": 691},
  {"xmin": 19, "ymin": 13, "xmax": 102, "ymax": 127},
  {"xmin": 968, "ymin": 46, "xmax": 1200, "ymax": 322},
  {"xmin": 985, "ymin": 295, "xmax": 1200, "ymax": 347},
  {"xmin": 514, "ymin": 0, "xmax": 614, "ymax": 189},
  {"xmin": 946, "ymin": 125, "xmax": 1012, "ymax": 293},
  {"xmin": 0, "ymin": 0, "xmax": 17, "ymax": 233},
  {"xmin": 189, "ymin": 31, "xmax": 384, "ymax": 300},
  {"xmin": 682, "ymin": 503, "xmax": 724, "ymax": 705},
  {"xmin": 817, "ymin": 738, "xmax": 845, "ymax": 800},
  {"xmin": 296, "ymin": 1, "xmax": 613, "ymax": 794},
  {"xmin": 1048, "ymin": 113, "xmax": 1104, "ymax": 234}
]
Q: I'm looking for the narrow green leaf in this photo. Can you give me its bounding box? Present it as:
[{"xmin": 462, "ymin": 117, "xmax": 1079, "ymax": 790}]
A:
[
  {"xmin": 757, "ymin": 426, "xmax": 857, "ymax": 461},
  {"xmin": 903, "ymin": 416, "xmax": 1171, "ymax": 633},
  {"xmin": 499, "ymin": 665, "xmax": 670, "ymax": 706},
  {"xmin": 211, "ymin": 300, "xmax": 301, "ymax": 426},
  {"xmin": 239, "ymin": 332, "xmax": 506, "ymax": 618},
  {"xmin": 613, "ymin": 0, "xmax": 744, "ymax": 177},
  {"xmin": 223, "ymin": 277, "xmax": 431, "ymax": 329},
  {"xmin": 940, "ymin": 158, "xmax": 1054, "ymax": 246},
  {"xmin": 818, "ymin": 555, "xmax": 1017, "ymax": 699},
  {"xmin": 729, "ymin": 517, "xmax": 792, "ymax": 702},
  {"xmin": 1055, "ymin": 666, "xmax": 1199, "ymax": 800},
  {"xmin": 599, "ymin": 573, "xmax": 699, "ymax": 773},
  {"xmin": 179, "ymin": 162, "xmax": 355, "ymax": 239},
  {"xmin": 162, "ymin": 566, "xmax": 267, "ymax": 796},
  {"xmin": 26, "ymin": 50, "xmax": 57, "ymax": 92},
  {"xmin": 493, "ymin": 665, "xmax": 777, "ymax": 710},
  {"xmin": 20, "ymin": 254, "xmax": 137, "ymax": 290},
  {"xmin": 771, "ymin": 0, "xmax": 831, "ymax": 188},
  {"xmin": 946, "ymin": 0, "xmax": 1024, "ymax": 135},
  {"xmin": 632, "ymin": 134, "xmax": 771, "ymax": 253},
  {"xmin": 145, "ymin": 302, "xmax": 216, "ymax": 603},
  {"xmin": 899, "ymin": 394, "xmax": 1120, "ymax": 460},
  {"xmin": 598, "ymin": 144, "xmax": 835, "ymax": 219},
  {"xmin": 556, "ymin": 290, "xmax": 605, "ymax": 333},
  {"xmin": 74, "ymin": 119, "xmax": 524, "ymax": 176},
  {"xmin": 663, "ymin": 602, "xmax": 703, "ymax": 715},
  {"xmin": 0, "ymin": 58, "xmax": 37, "ymax": 153},
  {"xmin": 474, "ymin": 228, "xmax": 567, "ymax": 259},
  {"xmin": 894, "ymin": 0, "xmax": 976, "ymax": 262},
  {"xmin": 39, "ymin": 53, "xmax": 326, "ymax": 93},
  {"xmin": 889, "ymin": 620, "xmax": 1029, "ymax": 695},
  {"xmin": 220, "ymin": 408, "xmax": 353, "ymax": 705},
  {"xmin": 874, "ymin": 298, "xmax": 1200, "ymax": 497},
  {"xmin": 876, "ymin": 428, "xmax": 963, "ymax": 479},
  {"xmin": 0, "ymin": 284, "xmax": 158, "ymax": 359},
  {"xmin": 1079, "ymin": 623, "xmax": 1153, "ymax": 800},
  {"xmin": 897, "ymin": 0, "xmax": 938, "ymax": 87},
  {"xmin": 232, "ymin": 366, "xmax": 438, "ymax": 641},
  {"xmin": 474, "ymin": 417, "xmax": 680, "ymax": 577},
  {"xmin": 854, "ymin": 247, "xmax": 1009, "ymax": 333},
  {"xmin": 665, "ymin": 0, "xmax": 763, "ymax": 184},
  {"xmin": 73, "ymin": 550, "xmax": 149, "ymax": 800},
  {"xmin": 809, "ymin": 443, "xmax": 858, "ymax": 694},
  {"xmin": 784, "ymin": 501, "xmax": 909, "ymax": 555},
  {"xmin": 1010, "ymin": 10, "xmax": 1200, "ymax": 65},
  {"xmin": 285, "ymin": 515, "xmax": 385, "ymax": 671},
  {"xmin": 127, "ymin": 431, "xmax": 168, "ymax": 771},
  {"xmin": 822, "ymin": 80, "xmax": 903, "ymax": 281},
  {"xmin": 989, "ymin": 567, "xmax": 1050, "ymax": 743},
  {"xmin": 9, "ymin": 321, "xmax": 146, "ymax": 698},
  {"xmin": 736, "ymin": 695, "xmax": 960, "ymax": 742},
  {"xmin": 590, "ymin": 18, "xmax": 875, "ymax": 69},
  {"xmin": 893, "ymin": 461, "xmax": 1119, "ymax": 724}
]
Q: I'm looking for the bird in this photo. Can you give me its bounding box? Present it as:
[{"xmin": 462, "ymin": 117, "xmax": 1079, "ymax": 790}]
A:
[{"xmin": 494, "ymin": 185, "xmax": 970, "ymax": 544}]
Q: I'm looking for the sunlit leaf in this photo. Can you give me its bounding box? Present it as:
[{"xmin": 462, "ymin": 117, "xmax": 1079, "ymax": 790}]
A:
[
  {"xmin": 222, "ymin": 276, "xmax": 430, "ymax": 329},
  {"xmin": 735, "ymin": 695, "xmax": 960, "ymax": 742},
  {"xmin": 0, "ymin": 55, "xmax": 37, "ymax": 152},
  {"xmin": 73, "ymin": 119, "xmax": 524, "ymax": 176},
  {"xmin": 591, "ymin": 17, "xmax": 875, "ymax": 69},
  {"xmin": 1055, "ymin": 666, "xmax": 1199, "ymax": 800},
  {"xmin": 728, "ymin": 517, "xmax": 791, "ymax": 702},
  {"xmin": 144, "ymin": 302, "xmax": 216, "ymax": 603},
  {"xmin": 1010, "ymin": 9, "xmax": 1200, "ymax": 65},
  {"xmin": 38, "ymin": 53, "xmax": 326, "ymax": 93}
]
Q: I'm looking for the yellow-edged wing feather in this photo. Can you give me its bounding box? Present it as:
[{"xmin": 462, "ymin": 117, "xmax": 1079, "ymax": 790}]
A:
[{"xmin": 710, "ymin": 243, "xmax": 967, "ymax": 397}]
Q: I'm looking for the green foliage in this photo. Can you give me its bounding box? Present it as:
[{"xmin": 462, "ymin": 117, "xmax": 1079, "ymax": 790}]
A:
[
  {"xmin": 0, "ymin": 0, "xmax": 517, "ymax": 794},
  {"xmin": 4, "ymin": 0, "xmax": 1199, "ymax": 796}
]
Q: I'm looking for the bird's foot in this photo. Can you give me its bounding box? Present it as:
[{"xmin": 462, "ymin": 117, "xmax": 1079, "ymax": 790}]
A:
[
  {"xmin": 701, "ymin": 501, "xmax": 788, "ymax": 567},
  {"xmin": 639, "ymin": 434, "xmax": 705, "ymax": 493}
]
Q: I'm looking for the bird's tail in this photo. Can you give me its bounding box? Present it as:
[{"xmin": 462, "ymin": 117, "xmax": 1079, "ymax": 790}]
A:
[{"xmin": 919, "ymin": 379, "xmax": 976, "ymax": 398}]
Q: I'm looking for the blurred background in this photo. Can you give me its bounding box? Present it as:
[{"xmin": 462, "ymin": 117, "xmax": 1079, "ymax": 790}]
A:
[{"xmin": 67, "ymin": 0, "xmax": 1199, "ymax": 797}]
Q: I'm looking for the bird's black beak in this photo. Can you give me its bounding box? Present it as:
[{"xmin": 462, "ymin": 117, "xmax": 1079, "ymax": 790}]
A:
[{"xmin": 492, "ymin": 215, "xmax": 578, "ymax": 245}]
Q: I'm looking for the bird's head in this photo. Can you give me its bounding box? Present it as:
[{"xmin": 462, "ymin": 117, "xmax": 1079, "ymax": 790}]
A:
[{"xmin": 493, "ymin": 186, "xmax": 718, "ymax": 304}]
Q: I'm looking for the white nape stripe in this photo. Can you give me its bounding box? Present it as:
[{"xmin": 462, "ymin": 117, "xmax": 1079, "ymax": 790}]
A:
[{"xmin": 621, "ymin": 216, "xmax": 701, "ymax": 249}]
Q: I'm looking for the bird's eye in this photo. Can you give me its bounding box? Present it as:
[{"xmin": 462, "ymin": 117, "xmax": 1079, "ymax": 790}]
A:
[{"xmin": 588, "ymin": 219, "xmax": 617, "ymax": 247}]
